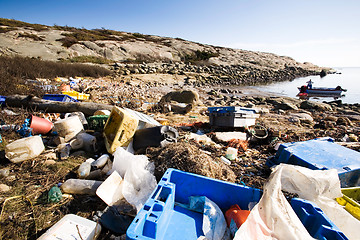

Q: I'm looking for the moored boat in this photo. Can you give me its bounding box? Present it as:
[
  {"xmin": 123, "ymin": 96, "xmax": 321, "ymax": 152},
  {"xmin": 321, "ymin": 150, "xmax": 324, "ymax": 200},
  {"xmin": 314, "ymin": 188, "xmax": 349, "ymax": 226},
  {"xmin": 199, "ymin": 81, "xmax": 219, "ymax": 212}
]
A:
[{"xmin": 298, "ymin": 80, "xmax": 347, "ymax": 96}]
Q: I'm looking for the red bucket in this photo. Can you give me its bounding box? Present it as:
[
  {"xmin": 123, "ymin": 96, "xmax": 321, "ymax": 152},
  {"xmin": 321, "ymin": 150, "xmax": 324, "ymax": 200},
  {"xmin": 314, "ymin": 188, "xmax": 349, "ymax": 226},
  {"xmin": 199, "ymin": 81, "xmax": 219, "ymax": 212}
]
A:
[{"xmin": 29, "ymin": 115, "xmax": 54, "ymax": 134}]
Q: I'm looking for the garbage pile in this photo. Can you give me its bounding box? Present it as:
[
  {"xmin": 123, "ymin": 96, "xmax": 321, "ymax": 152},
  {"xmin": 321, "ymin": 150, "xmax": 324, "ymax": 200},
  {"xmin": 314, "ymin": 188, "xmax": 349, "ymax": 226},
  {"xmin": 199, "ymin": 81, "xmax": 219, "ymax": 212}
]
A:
[{"xmin": 0, "ymin": 80, "xmax": 359, "ymax": 240}]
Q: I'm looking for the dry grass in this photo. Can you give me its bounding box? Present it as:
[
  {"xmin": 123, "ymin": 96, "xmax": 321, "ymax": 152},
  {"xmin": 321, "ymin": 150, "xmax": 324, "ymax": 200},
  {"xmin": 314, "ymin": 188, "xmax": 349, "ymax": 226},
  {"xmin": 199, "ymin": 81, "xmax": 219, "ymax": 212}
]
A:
[
  {"xmin": 146, "ymin": 141, "xmax": 237, "ymax": 183},
  {"xmin": 0, "ymin": 55, "xmax": 111, "ymax": 97}
]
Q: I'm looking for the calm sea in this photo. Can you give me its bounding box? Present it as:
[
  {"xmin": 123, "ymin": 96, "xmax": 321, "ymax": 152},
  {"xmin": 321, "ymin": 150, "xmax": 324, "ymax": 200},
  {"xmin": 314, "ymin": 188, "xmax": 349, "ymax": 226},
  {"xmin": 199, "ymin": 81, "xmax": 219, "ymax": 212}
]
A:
[{"xmin": 252, "ymin": 67, "xmax": 360, "ymax": 104}]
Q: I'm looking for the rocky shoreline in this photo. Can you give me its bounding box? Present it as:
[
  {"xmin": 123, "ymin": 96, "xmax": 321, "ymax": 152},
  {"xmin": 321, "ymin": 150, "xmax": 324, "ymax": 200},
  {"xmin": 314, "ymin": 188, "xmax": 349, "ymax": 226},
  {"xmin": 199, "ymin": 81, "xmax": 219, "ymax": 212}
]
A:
[{"xmin": 112, "ymin": 62, "xmax": 323, "ymax": 87}]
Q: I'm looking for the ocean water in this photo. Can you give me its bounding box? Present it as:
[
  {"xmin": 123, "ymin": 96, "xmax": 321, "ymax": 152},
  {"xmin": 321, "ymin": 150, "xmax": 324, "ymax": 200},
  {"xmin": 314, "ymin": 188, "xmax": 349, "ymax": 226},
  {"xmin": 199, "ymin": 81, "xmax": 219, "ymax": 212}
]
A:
[{"xmin": 252, "ymin": 67, "xmax": 360, "ymax": 104}]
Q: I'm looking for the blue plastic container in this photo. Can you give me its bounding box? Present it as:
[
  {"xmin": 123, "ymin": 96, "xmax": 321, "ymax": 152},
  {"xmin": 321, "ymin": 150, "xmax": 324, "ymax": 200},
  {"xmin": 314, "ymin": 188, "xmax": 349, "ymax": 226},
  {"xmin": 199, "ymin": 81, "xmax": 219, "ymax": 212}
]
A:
[
  {"xmin": 0, "ymin": 95, "xmax": 6, "ymax": 106},
  {"xmin": 126, "ymin": 168, "xmax": 262, "ymax": 240},
  {"xmin": 267, "ymin": 138, "xmax": 360, "ymax": 187},
  {"xmin": 291, "ymin": 198, "xmax": 348, "ymax": 240},
  {"xmin": 42, "ymin": 94, "xmax": 78, "ymax": 102}
]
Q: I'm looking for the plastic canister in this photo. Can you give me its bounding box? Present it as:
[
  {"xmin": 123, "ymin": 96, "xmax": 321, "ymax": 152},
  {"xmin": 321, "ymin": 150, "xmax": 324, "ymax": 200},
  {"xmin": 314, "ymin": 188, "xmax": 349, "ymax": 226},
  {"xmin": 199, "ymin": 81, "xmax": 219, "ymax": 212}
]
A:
[
  {"xmin": 65, "ymin": 112, "xmax": 88, "ymax": 125},
  {"xmin": 77, "ymin": 133, "xmax": 97, "ymax": 152},
  {"xmin": 103, "ymin": 106, "xmax": 139, "ymax": 154},
  {"xmin": 54, "ymin": 116, "xmax": 84, "ymax": 142},
  {"xmin": 5, "ymin": 135, "xmax": 45, "ymax": 163}
]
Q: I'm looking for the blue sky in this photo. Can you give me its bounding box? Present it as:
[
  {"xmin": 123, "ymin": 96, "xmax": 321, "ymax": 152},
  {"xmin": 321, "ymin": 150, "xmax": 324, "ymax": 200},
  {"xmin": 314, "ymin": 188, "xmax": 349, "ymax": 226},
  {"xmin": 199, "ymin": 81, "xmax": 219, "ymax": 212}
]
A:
[{"xmin": 1, "ymin": 0, "xmax": 359, "ymax": 67}]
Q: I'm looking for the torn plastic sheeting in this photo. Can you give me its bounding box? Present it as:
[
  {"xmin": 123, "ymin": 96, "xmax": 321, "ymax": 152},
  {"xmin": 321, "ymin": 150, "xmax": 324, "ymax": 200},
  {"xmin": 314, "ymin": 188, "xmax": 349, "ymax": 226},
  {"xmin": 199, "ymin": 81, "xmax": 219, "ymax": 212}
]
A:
[
  {"xmin": 112, "ymin": 147, "xmax": 157, "ymax": 212},
  {"xmin": 235, "ymin": 164, "xmax": 359, "ymax": 240},
  {"xmin": 177, "ymin": 196, "xmax": 227, "ymax": 240}
]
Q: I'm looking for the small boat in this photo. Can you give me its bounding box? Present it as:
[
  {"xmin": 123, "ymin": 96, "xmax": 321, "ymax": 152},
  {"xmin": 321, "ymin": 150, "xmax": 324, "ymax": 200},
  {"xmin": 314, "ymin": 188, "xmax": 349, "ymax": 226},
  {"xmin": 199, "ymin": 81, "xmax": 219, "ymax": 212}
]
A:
[{"xmin": 298, "ymin": 80, "xmax": 347, "ymax": 96}]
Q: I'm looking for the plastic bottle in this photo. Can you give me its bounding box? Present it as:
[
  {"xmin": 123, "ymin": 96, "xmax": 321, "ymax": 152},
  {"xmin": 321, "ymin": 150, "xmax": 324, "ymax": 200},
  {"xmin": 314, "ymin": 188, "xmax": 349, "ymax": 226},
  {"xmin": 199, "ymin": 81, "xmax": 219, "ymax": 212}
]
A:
[
  {"xmin": 60, "ymin": 179, "xmax": 103, "ymax": 195},
  {"xmin": 48, "ymin": 186, "xmax": 63, "ymax": 203},
  {"xmin": 57, "ymin": 143, "xmax": 71, "ymax": 160},
  {"xmin": 220, "ymin": 156, "xmax": 231, "ymax": 165},
  {"xmin": 77, "ymin": 158, "xmax": 95, "ymax": 179},
  {"xmin": 5, "ymin": 135, "xmax": 45, "ymax": 163},
  {"xmin": 91, "ymin": 154, "xmax": 110, "ymax": 169}
]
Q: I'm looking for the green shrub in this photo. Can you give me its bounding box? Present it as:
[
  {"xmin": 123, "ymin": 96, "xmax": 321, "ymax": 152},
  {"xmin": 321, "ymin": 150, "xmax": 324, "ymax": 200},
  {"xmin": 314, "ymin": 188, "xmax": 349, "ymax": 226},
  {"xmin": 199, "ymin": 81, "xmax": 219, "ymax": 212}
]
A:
[
  {"xmin": 183, "ymin": 50, "xmax": 219, "ymax": 63},
  {"xmin": 0, "ymin": 18, "xmax": 48, "ymax": 31},
  {"xmin": 17, "ymin": 32, "xmax": 45, "ymax": 41},
  {"xmin": 0, "ymin": 26, "xmax": 17, "ymax": 33},
  {"xmin": 66, "ymin": 56, "xmax": 112, "ymax": 64},
  {"xmin": 133, "ymin": 32, "xmax": 146, "ymax": 38}
]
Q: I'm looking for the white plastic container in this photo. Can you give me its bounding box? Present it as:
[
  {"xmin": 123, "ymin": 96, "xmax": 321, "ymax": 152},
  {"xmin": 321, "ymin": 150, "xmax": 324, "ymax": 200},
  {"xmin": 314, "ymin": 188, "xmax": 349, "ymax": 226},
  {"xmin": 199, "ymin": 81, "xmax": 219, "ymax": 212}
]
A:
[
  {"xmin": 70, "ymin": 133, "xmax": 97, "ymax": 152},
  {"xmin": 38, "ymin": 214, "xmax": 101, "ymax": 240},
  {"xmin": 61, "ymin": 179, "xmax": 103, "ymax": 195},
  {"xmin": 96, "ymin": 171, "xmax": 124, "ymax": 206},
  {"xmin": 94, "ymin": 109, "xmax": 111, "ymax": 116},
  {"xmin": 225, "ymin": 147, "xmax": 238, "ymax": 160},
  {"xmin": 5, "ymin": 136, "xmax": 45, "ymax": 163},
  {"xmin": 77, "ymin": 133, "xmax": 97, "ymax": 152},
  {"xmin": 54, "ymin": 116, "xmax": 84, "ymax": 142}
]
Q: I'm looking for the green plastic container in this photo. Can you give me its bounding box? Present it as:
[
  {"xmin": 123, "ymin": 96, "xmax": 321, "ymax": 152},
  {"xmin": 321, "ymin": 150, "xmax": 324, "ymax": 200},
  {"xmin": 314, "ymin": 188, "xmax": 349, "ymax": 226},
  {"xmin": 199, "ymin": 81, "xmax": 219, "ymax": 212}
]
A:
[{"xmin": 87, "ymin": 115, "xmax": 109, "ymax": 132}]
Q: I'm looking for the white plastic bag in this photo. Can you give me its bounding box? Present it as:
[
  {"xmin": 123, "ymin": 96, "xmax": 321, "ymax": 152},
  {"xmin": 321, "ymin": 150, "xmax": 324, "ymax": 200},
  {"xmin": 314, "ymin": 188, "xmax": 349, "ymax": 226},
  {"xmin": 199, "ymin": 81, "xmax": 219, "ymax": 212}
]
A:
[
  {"xmin": 112, "ymin": 147, "xmax": 157, "ymax": 212},
  {"xmin": 235, "ymin": 164, "xmax": 314, "ymax": 240},
  {"xmin": 279, "ymin": 164, "xmax": 360, "ymax": 240},
  {"xmin": 179, "ymin": 196, "xmax": 227, "ymax": 240},
  {"xmin": 235, "ymin": 164, "xmax": 360, "ymax": 240}
]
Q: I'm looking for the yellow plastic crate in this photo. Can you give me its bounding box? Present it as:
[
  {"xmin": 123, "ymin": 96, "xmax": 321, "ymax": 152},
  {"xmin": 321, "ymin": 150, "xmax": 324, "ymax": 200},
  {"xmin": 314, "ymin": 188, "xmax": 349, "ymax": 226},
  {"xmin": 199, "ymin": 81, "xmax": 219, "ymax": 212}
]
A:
[
  {"xmin": 62, "ymin": 90, "xmax": 90, "ymax": 101},
  {"xmin": 336, "ymin": 187, "xmax": 360, "ymax": 220},
  {"xmin": 103, "ymin": 106, "xmax": 139, "ymax": 154}
]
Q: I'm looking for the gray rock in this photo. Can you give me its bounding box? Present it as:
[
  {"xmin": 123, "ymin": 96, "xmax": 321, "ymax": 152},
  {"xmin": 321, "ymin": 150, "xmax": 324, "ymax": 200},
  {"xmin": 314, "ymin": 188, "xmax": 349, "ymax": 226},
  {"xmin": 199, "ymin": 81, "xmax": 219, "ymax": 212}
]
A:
[
  {"xmin": 300, "ymin": 101, "xmax": 333, "ymax": 111},
  {"xmin": 273, "ymin": 99, "xmax": 299, "ymax": 110},
  {"xmin": 160, "ymin": 90, "xmax": 201, "ymax": 104},
  {"xmin": 289, "ymin": 113, "xmax": 314, "ymax": 124}
]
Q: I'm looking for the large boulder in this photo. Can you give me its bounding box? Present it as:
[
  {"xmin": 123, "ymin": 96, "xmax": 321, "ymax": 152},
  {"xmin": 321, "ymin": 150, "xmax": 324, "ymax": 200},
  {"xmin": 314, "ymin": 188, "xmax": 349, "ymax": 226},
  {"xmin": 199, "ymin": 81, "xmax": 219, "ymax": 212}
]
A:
[
  {"xmin": 160, "ymin": 90, "xmax": 201, "ymax": 104},
  {"xmin": 288, "ymin": 112, "xmax": 314, "ymax": 124},
  {"xmin": 300, "ymin": 100, "xmax": 332, "ymax": 111}
]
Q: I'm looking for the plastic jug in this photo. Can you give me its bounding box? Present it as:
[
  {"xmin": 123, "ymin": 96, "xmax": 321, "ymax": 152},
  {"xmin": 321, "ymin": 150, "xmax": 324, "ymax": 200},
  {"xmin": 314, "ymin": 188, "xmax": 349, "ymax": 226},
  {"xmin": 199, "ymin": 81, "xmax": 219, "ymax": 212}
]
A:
[
  {"xmin": 54, "ymin": 116, "xmax": 84, "ymax": 142},
  {"xmin": 5, "ymin": 135, "xmax": 45, "ymax": 163}
]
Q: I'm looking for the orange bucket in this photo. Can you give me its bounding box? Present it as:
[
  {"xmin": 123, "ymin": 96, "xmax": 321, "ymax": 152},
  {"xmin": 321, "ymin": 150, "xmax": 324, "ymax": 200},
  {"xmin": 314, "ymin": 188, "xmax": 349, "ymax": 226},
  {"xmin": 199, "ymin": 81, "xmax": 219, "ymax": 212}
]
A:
[{"xmin": 29, "ymin": 115, "xmax": 54, "ymax": 134}]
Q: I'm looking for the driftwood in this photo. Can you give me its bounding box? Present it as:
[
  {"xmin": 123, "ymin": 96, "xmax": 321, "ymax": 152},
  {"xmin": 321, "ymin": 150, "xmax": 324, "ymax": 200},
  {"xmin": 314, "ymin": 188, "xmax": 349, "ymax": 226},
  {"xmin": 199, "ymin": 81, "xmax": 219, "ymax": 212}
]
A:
[{"xmin": 5, "ymin": 95, "xmax": 113, "ymax": 116}]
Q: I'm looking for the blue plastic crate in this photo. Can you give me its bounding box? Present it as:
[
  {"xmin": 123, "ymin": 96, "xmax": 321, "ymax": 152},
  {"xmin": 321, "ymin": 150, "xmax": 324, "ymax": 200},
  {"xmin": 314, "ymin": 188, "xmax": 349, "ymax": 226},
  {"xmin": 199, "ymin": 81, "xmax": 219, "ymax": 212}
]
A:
[
  {"xmin": 126, "ymin": 168, "xmax": 262, "ymax": 240},
  {"xmin": 42, "ymin": 94, "xmax": 78, "ymax": 102},
  {"xmin": 0, "ymin": 95, "xmax": 6, "ymax": 106},
  {"xmin": 291, "ymin": 198, "xmax": 348, "ymax": 240},
  {"xmin": 267, "ymin": 138, "xmax": 360, "ymax": 187}
]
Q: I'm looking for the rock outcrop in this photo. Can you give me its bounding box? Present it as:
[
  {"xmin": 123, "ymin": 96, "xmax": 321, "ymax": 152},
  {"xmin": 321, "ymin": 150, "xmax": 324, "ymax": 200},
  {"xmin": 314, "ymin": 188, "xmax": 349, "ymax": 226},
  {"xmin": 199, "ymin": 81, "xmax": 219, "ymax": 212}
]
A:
[{"xmin": 0, "ymin": 18, "xmax": 330, "ymax": 86}]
